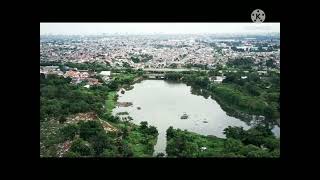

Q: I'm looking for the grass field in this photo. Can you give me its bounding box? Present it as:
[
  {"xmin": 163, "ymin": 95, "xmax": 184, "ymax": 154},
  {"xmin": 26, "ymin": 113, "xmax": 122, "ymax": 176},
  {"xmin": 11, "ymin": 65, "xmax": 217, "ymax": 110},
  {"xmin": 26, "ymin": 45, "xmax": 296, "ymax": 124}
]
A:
[{"xmin": 105, "ymin": 91, "xmax": 117, "ymax": 114}]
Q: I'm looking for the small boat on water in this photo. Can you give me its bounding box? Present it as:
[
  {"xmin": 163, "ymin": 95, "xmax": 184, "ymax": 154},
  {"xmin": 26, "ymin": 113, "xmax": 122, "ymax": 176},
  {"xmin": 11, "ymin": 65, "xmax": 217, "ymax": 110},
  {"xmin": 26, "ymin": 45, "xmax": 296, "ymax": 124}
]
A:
[{"xmin": 180, "ymin": 113, "xmax": 188, "ymax": 119}]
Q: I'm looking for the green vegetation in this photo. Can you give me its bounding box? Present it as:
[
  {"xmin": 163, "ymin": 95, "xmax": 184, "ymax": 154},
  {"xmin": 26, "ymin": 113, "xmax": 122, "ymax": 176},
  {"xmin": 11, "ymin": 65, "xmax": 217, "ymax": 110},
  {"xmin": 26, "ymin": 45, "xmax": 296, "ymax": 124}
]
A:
[
  {"xmin": 166, "ymin": 125, "xmax": 279, "ymax": 158},
  {"xmin": 130, "ymin": 54, "xmax": 153, "ymax": 63},
  {"xmin": 40, "ymin": 59, "xmax": 279, "ymax": 158},
  {"xmin": 185, "ymin": 63, "xmax": 209, "ymax": 70},
  {"xmin": 163, "ymin": 64, "xmax": 280, "ymax": 124},
  {"xmin": 227, "ymin": 58, "xmax": 255, "ymax": 70},
  {"xmin": 69, "ymin": 138, "xmax": 95, "ymax": 156},
  {"xmin": 40, "ymin": 61, "xmax": 110, "ymax": 72},
  {"xmin": 40, "ymin": 74, "xmax": 106, "ymax": 122},
  {"xmin": 164, "ymin": 72, "xmax": 183, "ymax": 81},
  {"xmin": 105, "ymin": 91, "xmax": 117, "ymax": 115},
  {"xmin": 64, "ymin": 62, "xmax": 110, "ymax": 72},
  {"xmin": 212, "ymin": 84, "xmax": 271, "ymax": 117},
  {"xmin": 108, "ymin": 70, "xmax": 141, "ymax": 91},
  {"xmin": 119, "ymin": 121, "xmax": 158, "ymax": 156},
  {"xmin": 216, "ymin": 70, "xmax": 279, "ymax": 120},
  {"xmin": 40, "ymin": 68, "xmax": 157, "ymax": 157},
  {"xmin": 60, "ymin": 124, "xmax": 79, "ymax": 140},
  {"xmin": 40, "ymin": 120, "xmax": 64, "ymax": 157},
  {"xmin": 41, "ymin": 113, "xmax": 158, "ymax": 157}
]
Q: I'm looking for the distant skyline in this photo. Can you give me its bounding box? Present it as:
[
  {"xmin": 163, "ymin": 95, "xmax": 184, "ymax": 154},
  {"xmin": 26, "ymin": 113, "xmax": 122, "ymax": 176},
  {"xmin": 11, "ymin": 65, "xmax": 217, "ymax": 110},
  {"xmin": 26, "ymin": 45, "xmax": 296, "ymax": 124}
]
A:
[{"xmin": 40, "ymin": 23, "xmax": 280, "ymax": 35}]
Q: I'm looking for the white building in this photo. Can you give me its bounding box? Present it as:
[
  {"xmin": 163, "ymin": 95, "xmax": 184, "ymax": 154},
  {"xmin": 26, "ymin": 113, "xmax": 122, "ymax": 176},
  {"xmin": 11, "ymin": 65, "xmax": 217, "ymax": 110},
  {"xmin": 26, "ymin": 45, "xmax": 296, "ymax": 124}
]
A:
[
  {"xmin": 100, "ymin": 71, "xmax": 111, "ymax": 76},
  {"xmin": 213, "ymin": 76, "xmax": 226, "ymax": 83}
]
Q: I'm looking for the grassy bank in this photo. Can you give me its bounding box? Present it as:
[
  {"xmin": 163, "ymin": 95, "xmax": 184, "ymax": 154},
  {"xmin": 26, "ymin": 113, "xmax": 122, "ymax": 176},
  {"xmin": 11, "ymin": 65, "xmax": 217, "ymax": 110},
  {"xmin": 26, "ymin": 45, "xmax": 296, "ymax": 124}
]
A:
[
  {"xmin": 211, "ymin": 83, "xmax": 279, "ymax": 120},
  {"xmin": 105, "ymin": 91, "xmax": 117, "ymax": 114},
  {"xmin": 114, "ymin": 121, "xmax": 158, "ymax": 157},
  {"xmin": 166, "ymin": 126, "xmax": 280, "ymax": 158},
  {"xmin": 164, "ymin": 70, "xmax": 279, "ymax": 125}
]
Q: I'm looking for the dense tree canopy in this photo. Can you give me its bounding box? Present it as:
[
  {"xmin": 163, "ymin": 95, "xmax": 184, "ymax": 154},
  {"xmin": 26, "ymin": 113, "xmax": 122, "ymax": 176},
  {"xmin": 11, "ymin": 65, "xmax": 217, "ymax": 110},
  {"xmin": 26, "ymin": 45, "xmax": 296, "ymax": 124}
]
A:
[
  {"xmin": 79, "ymin": 121, "xmax": 105, "ymax": 141},
  {"xmin": 167, "ymin": 126, "xmax": 279, "ymax": 158},
  {"xmin": 69, "ymin": 138, "xmax": 94, "ymax": 156},
  {"xmin": 40, "ymin": 75, "xmax": 106, "ymax": 121},
  {"xmin": 60, "ymin": 124, "xmax": 79, "ymax": 140}
]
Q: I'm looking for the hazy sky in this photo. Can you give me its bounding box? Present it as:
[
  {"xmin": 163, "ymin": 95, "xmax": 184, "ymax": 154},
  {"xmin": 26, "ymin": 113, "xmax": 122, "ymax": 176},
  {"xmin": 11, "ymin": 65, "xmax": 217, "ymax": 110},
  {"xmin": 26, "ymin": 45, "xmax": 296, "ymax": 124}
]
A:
[{"xmin": 40, "ymin": 23, "xmax": 280, "ymax": 35}]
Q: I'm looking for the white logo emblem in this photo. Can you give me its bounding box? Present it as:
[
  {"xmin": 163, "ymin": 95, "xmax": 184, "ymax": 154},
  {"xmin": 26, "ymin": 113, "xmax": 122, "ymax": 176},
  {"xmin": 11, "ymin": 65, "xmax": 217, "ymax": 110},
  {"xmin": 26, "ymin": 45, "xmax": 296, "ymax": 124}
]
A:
[{"xmin": 251, "ymin": 9, "xmax": 265, "ymax": 23}]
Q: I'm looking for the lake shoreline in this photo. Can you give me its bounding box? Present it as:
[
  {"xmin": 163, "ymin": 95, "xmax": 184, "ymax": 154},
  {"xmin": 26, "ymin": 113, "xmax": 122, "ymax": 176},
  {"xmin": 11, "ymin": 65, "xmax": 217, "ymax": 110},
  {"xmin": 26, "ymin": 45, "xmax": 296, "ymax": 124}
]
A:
[{"xmin": 112, "ymin": 79, "xmax": 257, "ymax": 155}]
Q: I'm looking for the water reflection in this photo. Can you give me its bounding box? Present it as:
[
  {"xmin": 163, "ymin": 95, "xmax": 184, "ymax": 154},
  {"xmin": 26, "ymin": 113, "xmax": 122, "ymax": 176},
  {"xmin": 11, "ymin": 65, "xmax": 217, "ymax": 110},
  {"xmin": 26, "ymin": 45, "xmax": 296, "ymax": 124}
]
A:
[{"xmin": 113, "ymin": 80, "xmax": 280, "ymax": 155}]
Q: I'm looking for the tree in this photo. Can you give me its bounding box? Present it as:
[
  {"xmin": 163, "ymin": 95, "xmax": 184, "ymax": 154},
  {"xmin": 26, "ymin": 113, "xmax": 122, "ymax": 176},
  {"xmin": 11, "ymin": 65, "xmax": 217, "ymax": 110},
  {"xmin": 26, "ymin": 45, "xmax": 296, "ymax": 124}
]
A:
[
  {"xmin": 253, "ymin": 125, "xmax": 274, "ymax": 137},
  {"xmin": 165, "ymin": 128, "xmax": 200, "ymax": 157},
  {"xmin": 245, "ymin": 83, "xmax": 260, "ymax": 96},
  {"xmin": 64, "ymin": 151, "xmax": 80, "ymax": 157},
  {"xmin": 79, "ymin": 121, "xmax": 105, "ymax": 141},
  {"xmin": 239, "ymin": 144, "xmax": 259, "ymax": 157},
  {"xmin": 101, "ymin": 147, "xmax": 119, "ymax": 157},
  {"xmin": 223, "ymin": 126, "xmax": 247, "ymax": 141},
  {"xmin": 246, "ymin": 148, "xmax": 271, "ymax": 157},
  {"xmin": 121, "ymin": 126, "xmax": 129, "ymax": 138},
  {"xmin": 223, "ymin": 73, "xmax": 238, "ymax": 84},
  {"xmin": 208, "ymin": 70, "xmax": 218, "ymax": 76},
  {"xmin": 227, "ymin": 58, "xmax": 254, "ymax": 68},
  {"xmin": 146, "ymin": 126, "xmax": 158, "ymax": 136},
  {"xmin": 69, "ymin": 138, "xmax": 94, "ymax": 156},
  {"xmin": 137, "ymin": 69, "xmax": 144, "ymax": 76},
  {"xmin": 119, "ymin": 141, "xmax": 133, "ymax": 157},
  {"xmin": 263, "ymin": 137, "xmax": 280, "ymax": 151},
  {"xmin": 263, "ymin": 105, "xmax": 277, "ymax": 119},
  {"xmin": 194, "ymin": 76, "xmax": 210, "ymax": 88},
  {"xmin": 164, "ymin": 72, "xmax": 182, "ymax": 81},
  {"xmin": 58, "ymin": 116, "xmax": 67, "ymax": 124},
  {"xmin": 266, "ymin": 59, "xmax": 276, "ymax": 68},
  {"xmin": 108, "ymin": 80, "xmax": 119, "ymax": 91},
  {"xmin": 140, "ymin": 121, "xmax": 148, "ymax": 130},
  {"xmin": 123, "ymin": 62, "xmax": 131, "ymax": 68},
  {"xmin": 166, "ymin": 126, "xmax": 175, "ymax": 139},
  {"xmin": 269, "ymin": 148, "xmax": 280, "ymax": 157},
  {"xmin": 89, "ymin": 131, "xmax": 112, "ymax": 155},
  {"xmin": 131, "ymin": 56, "xmax": 140, "ymax": 63},
  {"xmin": 248, "ymin": 73, "xmax": 260, "ymax": 82},
  {"xmin": 60, "ymin": 124, "xmax": 79, "ymax": 140},
  {"xmin": 223, "ymin": 138, "xmax": 243, "ymax": 153},
  {"xmin": 243, "ymin": 126, "xmax": 273, "ymax": 147},
  {"xmin": 169, "ymin": 63, "xmax": 178, "ymax": 69}
]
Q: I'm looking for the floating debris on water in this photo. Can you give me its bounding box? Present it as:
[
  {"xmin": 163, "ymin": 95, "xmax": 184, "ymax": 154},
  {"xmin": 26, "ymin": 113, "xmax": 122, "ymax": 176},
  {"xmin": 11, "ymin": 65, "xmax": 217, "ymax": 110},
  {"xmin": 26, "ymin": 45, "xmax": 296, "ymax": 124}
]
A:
[
  {"xmin": 180, "ymin": 113, "xmax": 189, "ymax": 119},
  {"xmin": 117, "ymin": 102, "xmax": 133, "ymax": 107}
]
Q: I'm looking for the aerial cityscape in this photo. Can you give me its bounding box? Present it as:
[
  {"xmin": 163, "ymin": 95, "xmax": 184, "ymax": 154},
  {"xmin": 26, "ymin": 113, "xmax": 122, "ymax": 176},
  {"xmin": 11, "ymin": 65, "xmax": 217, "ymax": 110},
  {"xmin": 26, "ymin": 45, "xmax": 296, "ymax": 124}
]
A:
[{"xmin": 40, "ymin": 23, "xmax": 280, "ymax": 158}]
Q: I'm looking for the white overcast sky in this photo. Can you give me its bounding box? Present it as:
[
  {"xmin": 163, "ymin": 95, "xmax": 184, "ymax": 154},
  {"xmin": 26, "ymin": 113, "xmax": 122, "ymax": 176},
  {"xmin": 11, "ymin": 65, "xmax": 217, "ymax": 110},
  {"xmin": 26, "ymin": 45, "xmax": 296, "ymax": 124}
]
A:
[{"xmin": 40, "ymin": 23, "xmax": 280, "ymax": 35}]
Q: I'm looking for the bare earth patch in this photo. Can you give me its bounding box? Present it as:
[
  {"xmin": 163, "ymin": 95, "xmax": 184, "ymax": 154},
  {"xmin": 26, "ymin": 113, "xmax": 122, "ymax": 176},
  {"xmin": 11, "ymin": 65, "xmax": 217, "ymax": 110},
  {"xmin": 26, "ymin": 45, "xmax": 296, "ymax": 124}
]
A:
[
  {"xmin": 100, "ymin": 121, "xmax": 118, "ymax": 132},
  {"xmin": 57, "ymin": 140, "xmax": 72, "ymax": 157},
  {"xmin": 65, "ymin": 112, "xmax": 98, "ymax": 124},
  {"xmin": 65, "ymin": 112, "xmax": 118, "ymax": 133}
]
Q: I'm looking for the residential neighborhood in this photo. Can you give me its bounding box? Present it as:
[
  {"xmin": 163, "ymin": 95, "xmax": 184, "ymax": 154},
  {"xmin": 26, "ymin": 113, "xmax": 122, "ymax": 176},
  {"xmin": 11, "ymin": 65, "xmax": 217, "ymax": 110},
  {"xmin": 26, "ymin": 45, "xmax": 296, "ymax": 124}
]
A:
[
  {"xmin": 40, "ymin": 23, "xmax": 280, "ymax": 158},
  {"xmin": 40, "ymin": 34, "xmax": 280, "ymax": 71},
  {"xmin": 40, "ymin": 65, "xmax": 111, "ymax": 86}
]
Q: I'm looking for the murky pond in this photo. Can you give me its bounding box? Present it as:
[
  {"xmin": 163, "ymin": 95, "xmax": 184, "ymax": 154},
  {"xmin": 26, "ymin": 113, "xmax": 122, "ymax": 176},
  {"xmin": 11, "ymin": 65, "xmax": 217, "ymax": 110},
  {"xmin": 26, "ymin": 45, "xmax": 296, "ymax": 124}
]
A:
[{"xmin": 113, "ymin": 80, "xmax": 280, "ymax": 155}]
